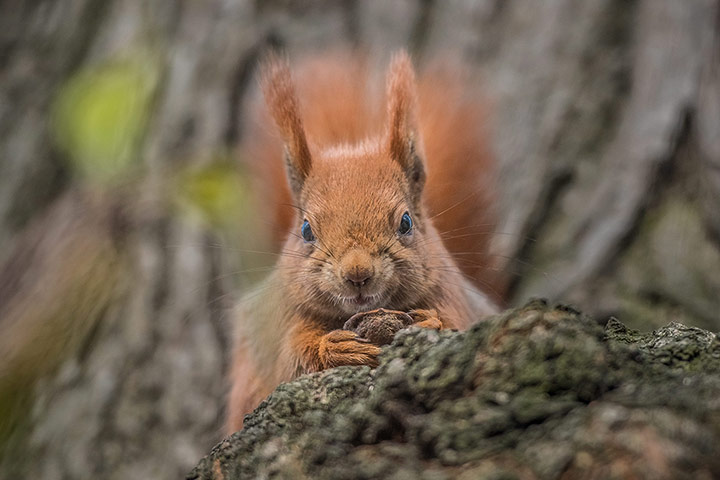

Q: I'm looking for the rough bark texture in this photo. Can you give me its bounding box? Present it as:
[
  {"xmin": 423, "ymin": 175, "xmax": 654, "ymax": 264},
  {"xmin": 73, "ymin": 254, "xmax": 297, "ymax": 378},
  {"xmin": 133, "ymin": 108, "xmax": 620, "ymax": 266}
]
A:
[
  {"xmin": 189, "ymin": 300, "xmax": 720, "ymax": 480},
  {"xmin": 0, "ymin": 1, "xmax": 719, "ymax": 479}
]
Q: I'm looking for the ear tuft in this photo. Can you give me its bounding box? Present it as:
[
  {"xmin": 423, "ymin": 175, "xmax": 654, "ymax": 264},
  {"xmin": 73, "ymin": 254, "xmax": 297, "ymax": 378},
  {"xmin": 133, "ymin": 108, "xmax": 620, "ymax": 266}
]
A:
[
  {"xmin": 385, "ymin": 50, "xmax": 419, "ymax": 169},
  {"xmin": 261, "ymin": 54, "xmax": 312, "ymax": 193}
]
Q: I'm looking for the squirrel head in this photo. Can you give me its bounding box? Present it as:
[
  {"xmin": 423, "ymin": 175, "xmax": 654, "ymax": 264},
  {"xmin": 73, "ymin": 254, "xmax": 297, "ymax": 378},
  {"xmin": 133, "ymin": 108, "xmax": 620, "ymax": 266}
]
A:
[{"xmin": 261, "ymin": 51, "xmax": 437, "ymax": 316}]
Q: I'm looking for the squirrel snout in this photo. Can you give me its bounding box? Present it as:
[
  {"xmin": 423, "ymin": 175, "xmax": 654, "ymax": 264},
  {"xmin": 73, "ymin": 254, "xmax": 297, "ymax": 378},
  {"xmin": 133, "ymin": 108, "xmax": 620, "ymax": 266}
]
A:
[
  {"xmin": 344, "ymin": 266, "xmax": 373, "ymax": 287},
  {"xmin": 340, "ymin": 250, "xmax": 375, "ymax": 287}
]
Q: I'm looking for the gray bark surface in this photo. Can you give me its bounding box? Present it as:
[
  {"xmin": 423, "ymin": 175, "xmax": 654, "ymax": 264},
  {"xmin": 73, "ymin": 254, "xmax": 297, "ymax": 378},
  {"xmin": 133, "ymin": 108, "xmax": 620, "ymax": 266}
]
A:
[
  {"xmin": 0, "ymin": 1, "xmax": 718, "ymax": 478},
  {"xmin": 189, "ymin": 300, "xmax": 720, "ymax": 479}
]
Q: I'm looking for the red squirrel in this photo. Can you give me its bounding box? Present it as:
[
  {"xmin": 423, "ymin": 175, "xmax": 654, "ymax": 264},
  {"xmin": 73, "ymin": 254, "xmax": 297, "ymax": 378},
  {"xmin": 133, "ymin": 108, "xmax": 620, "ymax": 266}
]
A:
[{"xmin": 228, "ymin": 50, "xmax": 501, "ymax": 432}]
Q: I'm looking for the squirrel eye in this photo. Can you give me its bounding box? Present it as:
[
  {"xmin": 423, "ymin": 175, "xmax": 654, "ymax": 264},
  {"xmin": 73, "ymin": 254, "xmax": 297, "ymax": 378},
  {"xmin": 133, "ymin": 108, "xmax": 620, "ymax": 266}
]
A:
[
  {"xmin": 398, "ymin": 211, "xmax": 413, "ymax": 235},
  {"xmin": 301, "ymin": 219, "xmax": 316, "ymax": 243}
]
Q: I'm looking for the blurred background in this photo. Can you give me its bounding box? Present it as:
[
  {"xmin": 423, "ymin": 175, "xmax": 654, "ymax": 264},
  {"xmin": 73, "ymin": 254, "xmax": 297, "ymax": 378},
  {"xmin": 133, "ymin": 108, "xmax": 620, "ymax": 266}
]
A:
[{"xmin": 0, "ymin": 0, "xmax": 718, "ymax": 478}]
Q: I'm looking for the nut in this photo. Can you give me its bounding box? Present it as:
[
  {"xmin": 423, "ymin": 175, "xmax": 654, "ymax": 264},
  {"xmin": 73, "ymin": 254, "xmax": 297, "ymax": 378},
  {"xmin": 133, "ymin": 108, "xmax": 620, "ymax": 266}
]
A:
[{"xmin": 343, "ymin": 308, "xmax": 414, "ymax": 345}]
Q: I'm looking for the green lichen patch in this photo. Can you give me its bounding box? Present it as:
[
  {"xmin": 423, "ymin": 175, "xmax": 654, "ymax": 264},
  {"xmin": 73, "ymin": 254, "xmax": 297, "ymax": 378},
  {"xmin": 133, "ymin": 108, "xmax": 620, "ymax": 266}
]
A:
[{"xmin": 606, "ymin": 318, "xmax": 720, "ymax": 373}]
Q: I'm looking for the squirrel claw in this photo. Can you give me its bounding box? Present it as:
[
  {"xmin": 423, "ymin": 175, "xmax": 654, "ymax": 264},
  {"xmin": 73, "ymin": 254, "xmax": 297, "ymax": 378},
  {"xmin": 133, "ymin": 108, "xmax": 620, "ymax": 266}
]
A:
[
  {"xmin": 323, "ymin": 329, "xmax": 371, "ymax": 343},
  {"xmin": 318, "ymin": 329, "xmax": 381, "ymax": 369}
]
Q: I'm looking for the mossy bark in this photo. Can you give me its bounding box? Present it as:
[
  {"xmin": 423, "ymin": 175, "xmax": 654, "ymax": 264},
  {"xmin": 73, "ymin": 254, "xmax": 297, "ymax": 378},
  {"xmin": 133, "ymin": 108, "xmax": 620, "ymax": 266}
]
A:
[{"xmin": 190, "ymin": 301, "xmax": 720, "ymax": 480}]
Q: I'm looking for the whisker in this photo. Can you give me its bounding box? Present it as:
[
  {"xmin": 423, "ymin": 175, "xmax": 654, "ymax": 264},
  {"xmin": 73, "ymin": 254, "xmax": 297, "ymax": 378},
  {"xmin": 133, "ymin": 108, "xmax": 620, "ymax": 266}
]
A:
[
  {"xmin": 280, "ymin": 202, "xmax": 311, "ymax": 218},
  {"xmin": 286, "ymin": 231, "xmax": 337, "ymax": 261},
  {"xmin": 428, "ymin": 191, "xmax": 481, "ymax": 221}
]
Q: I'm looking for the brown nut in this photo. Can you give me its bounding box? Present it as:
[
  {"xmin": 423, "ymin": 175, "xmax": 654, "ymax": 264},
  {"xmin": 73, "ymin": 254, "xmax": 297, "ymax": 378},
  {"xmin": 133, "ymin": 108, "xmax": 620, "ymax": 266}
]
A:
[{"xmin": 343, "ymin": 308, "xmax": 414, "ymax": 345}]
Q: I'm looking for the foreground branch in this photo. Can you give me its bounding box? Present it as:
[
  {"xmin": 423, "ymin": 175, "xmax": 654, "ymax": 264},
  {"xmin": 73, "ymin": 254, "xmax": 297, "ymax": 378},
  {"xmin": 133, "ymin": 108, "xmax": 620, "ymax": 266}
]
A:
[{"xmin": 189, "ymin": 300, "xmax": 720, "ymax": 479}]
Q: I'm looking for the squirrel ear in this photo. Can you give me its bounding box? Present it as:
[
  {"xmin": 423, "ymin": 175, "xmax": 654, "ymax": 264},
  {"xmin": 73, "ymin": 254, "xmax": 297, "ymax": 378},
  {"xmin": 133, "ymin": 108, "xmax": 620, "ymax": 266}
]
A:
[
  {"xmin": 385, "ymin": 51, "xmax": 425, "ymax": 189},
  {"xmin": 261, "ymin": 54, "xmax": 312, "ymax": 197}
]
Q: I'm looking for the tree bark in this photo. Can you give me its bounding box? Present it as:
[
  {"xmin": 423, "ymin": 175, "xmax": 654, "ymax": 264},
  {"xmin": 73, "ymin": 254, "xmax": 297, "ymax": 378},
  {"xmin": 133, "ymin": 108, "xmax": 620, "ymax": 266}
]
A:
[{"xmin": 189, "ymin": 301, "xmax": 720, "ymax": 480}]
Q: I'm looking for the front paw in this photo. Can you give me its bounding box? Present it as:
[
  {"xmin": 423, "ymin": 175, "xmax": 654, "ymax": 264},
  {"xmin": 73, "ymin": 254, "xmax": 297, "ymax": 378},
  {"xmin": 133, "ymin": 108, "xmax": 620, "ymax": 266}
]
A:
[
  {"xmin": 408, "ymin": 309, "xmax": 443, "ymax": 330},
  {"xmin": 318, "ymin": 330, "xmax": 382, "ymax": 369}
]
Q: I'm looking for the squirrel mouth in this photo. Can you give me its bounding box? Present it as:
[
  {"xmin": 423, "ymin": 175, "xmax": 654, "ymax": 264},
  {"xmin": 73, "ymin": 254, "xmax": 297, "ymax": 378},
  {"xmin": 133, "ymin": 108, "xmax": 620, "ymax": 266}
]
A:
[
  {"xmin": 352, "ymin": 295, "xmax": 369, "ymax": 305},
  {"xmin": 340, "ymin": 293, "xmax": 380, "ymax": 309}
]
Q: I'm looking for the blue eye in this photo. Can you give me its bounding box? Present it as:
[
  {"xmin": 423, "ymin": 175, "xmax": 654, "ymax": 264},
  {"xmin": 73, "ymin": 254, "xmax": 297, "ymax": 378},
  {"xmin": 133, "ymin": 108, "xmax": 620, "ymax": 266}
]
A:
[
  {"xmin": 398, "ymin": 211, "xmax": 413, "ymax": 235},
  {"xmin": 301, "ymin": 220, "xmax": 315, "ymax": 242}
]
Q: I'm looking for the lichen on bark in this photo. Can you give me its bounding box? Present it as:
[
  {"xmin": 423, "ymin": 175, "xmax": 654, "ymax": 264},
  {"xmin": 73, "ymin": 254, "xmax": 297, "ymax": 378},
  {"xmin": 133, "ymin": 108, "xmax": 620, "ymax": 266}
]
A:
[{"xmin": 189, "ymin": 300, "xmax": 720, "ymax": 479}]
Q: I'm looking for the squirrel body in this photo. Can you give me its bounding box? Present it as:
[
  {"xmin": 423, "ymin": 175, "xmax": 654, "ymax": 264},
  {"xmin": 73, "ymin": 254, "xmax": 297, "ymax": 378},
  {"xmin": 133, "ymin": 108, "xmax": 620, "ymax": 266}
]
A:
[{"xmin": 228, "ymin": 51, "xmax": 500, "ymax": 432}]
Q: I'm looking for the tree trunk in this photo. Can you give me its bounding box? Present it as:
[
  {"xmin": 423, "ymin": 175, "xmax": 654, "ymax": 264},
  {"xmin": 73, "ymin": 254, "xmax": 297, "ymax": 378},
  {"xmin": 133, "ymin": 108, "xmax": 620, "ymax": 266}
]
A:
[{"xmin": 0, "ymin": 0, "xmax": 718, "ymax": 478}]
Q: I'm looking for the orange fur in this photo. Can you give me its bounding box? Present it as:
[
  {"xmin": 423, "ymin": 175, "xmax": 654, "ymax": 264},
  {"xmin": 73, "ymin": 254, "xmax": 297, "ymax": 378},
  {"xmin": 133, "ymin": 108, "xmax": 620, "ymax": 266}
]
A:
[
  {"xmin": 246, "ymin": 52, "xmax": 500, "ymax": 293},
  {"xmin": 230, "ymin": 50, "xmax": 501, "ymax": 433}
]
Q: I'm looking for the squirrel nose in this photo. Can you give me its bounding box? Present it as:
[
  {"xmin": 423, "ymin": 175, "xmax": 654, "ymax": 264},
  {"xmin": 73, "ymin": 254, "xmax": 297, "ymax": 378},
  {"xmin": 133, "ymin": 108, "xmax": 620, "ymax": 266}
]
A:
[
  {"xmin": 340, "ymin": 250, "xmax": 374, "ymax": 287},
  {"xmin": 344, "ymin": 265, "xmax": 373, "ymax": 287}
]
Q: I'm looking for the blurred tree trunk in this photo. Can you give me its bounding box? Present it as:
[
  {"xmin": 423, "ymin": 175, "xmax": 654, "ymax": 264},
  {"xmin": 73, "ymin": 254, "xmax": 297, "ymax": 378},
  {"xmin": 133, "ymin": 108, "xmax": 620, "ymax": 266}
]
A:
[
  {"xmin": 0, "ymin": 0, "xmax": 718, "ymax": 479},
  {"xmin": 0, "ymin": 1, "xmax": 256, "ymax": 478}
]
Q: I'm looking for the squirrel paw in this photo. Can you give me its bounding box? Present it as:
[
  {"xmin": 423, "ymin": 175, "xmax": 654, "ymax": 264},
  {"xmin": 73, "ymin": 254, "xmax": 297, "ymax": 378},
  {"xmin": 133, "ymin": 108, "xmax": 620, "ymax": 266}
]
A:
[
  {"xmin": 408, "ymin": 309, "xmax": 443, "ymax": 330},
  {"xmin": 318, "ymin": 330, "xmax": 382, "ymax": 369}
]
